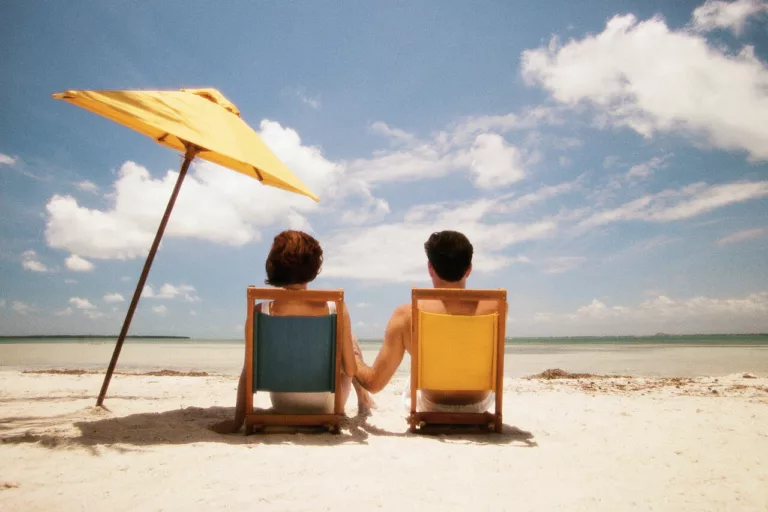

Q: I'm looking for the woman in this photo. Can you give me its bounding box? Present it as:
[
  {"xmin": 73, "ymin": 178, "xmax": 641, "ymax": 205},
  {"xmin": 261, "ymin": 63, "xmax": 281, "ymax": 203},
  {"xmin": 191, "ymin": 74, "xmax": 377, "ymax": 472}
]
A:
[{"xmin": 212, "ymin": 230, "xmax": 373, "ymax": 434}]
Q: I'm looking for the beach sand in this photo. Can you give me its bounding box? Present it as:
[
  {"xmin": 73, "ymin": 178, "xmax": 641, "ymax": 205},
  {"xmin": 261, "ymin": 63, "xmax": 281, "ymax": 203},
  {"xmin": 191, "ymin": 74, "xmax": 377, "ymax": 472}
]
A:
[{"xmin": 1, "ymin": 369, "xmax": 767, "ymax": 511}]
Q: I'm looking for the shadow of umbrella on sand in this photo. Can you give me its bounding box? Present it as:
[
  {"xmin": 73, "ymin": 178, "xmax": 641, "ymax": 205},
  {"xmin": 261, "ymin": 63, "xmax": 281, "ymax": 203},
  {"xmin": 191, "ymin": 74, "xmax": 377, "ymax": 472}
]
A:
[{"xmin": 53, "ymin": 88, "xmax": 319, "ymax": 406}]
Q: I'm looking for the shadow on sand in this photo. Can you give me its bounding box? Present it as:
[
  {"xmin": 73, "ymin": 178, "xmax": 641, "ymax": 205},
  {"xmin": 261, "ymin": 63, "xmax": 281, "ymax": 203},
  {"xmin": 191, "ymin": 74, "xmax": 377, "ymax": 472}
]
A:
[{"xmin": 1, "ymin": 405, "xmax": 537, "ymax": 450}]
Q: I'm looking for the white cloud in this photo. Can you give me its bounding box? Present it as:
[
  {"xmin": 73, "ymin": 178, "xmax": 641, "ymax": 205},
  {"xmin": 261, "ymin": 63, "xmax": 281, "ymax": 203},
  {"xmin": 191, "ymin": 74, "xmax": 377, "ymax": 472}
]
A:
[
  {"xmin": 65, "ymin": 254, "xmax": 94, "ymax": 272},
  {"xmin": 468, "ymin": 134, "xmax": 526, "ymax": 188},
  {"xmin": 346, "ymin": 132, "xmax": 529, "ymax": 189},
  {"xmin": 142, "ymin": 283, "xmax": 197, "ymax": 301},
  {"xmin": 64, "ymin": 278, "xmax": 77, "ymax": 284},
  {"xmin": 580, "ymin": 180, "xmax": 768, "ymax": 228},
  {"xmin": 120, "ymin": 276, "xmax": 131, "ymax": 282},
  {"xmin": 44, "ymin": 121, "xmax": 366, "ymax": 260},
  {"xmin": 716, "ymin": 227, "xmax": 767, "ymax": 245},
  {"xmin": 0, "ymin": 299, "xmax": 6, "ymax": 308},
  {"xmin": 692, "ymin": 0, "xmax": 768, "ymax": 35},
  {"xmin": 157, "ymin": 283, "xmax": 194, "ymax": 299},
  {"xmin": 55, "ymin": 307, "xmax": 73, "ymax": 317},
  {"xmin": 12, "ymin": 301, "xmax": 34, "ymax": 315},
  {"xmin": 346, "ymin": 142, "xmax": 458, "ymax": 185},
  {"xmin": 541, "ymin": 256, "xmax": 586, "ymax": 274},
  {"xmin": 555, "ymin": 291, "xmax": 768, "ymax": 334},
  {"xmin": 494, "ymin": 178, "xmax": 582, "ymax": 213},
  {"xmin": 625, "ymin": 154, "xmax": 673, "ymax": 181},
  {"xmin": 322, "ymin": 199, "xmax": 556, "ymax": 282},
  {"xmin": 603, "ymin": 235, "xmax": 679, "ymax": 262},
  {"xmin": 189, "ymin": 310, "xmax": 197, "ymax": 316},
  {"xmin": 511, "ymin": 291, "xmax": 768, "ymax": 335},
  {"xmin": 84, "ymin": 310, "xmax": 105, "ymax": 320},
  {"xmin": 288, "ymin": 87, "xmax": 321, "ymax": 109},
  {"xmin": 356, "ymin": 302, "xmax": 371, "ymax": 309},
  {"xmin": 68, "ymin": 297, "xmax": 96, "ymax": 310},
  {"xmin": 103, "ymin": 292, "xmax": 125, "ymax": 303},
  {"xmin": 347, "ymin": 107, "xmax": 560, "ymax": 190},
  {"xmin": 21, "ymin": 250, "xmax": 50, "ymax": 273},
  {"xmin": 158, "ymin": 283, "xmax": 187, "ymax": 298},
  {"xmin": 75, "ymin": 180, "xmax": 99, "ymax": 193},
  {"xmin": 370, "ymin": 122, "xmax": 418, "ymax": 146},
  {"xmin": 152, "ymin": 305, "xmax": 168, "ymax": 316},
  {"xmin": 521, "ymin": 13, "xmax": 768, "ymax": 160},
  {"xmin": 603, "ymin": 156, "xmax": 621, "ymax": 169},
  {"xmin": 0, "ymin": 155, "xmax": 45, "ymax": 181},
  {"xmin": 339, "ymin": 197, "xmax": 390, "ymax": 225},
  {"xmin": 448, "ymin": 106, "xmax": 564, "ymax": 146},
  {"xmin": 0, "ymin": 153, "xmax": 17, "ymax": 166}
]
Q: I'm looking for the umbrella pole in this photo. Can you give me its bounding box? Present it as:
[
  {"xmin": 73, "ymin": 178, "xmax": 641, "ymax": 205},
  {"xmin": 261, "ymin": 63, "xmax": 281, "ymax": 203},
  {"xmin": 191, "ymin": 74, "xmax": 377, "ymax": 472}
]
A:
[{"xmin": 96, "ymin": 145, "xmax": 198, "ymax": 406}]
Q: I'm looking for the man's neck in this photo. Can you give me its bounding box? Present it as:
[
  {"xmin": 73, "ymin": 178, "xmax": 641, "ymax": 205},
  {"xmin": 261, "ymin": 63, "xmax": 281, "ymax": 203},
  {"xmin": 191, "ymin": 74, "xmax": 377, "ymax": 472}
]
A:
[{"xmin": 432, "ymin": 280, "xmax": 466, "ymax": 289}]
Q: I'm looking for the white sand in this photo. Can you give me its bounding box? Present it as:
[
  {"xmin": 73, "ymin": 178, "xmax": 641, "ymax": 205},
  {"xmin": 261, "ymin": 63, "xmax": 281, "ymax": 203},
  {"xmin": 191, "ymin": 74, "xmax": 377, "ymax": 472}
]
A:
[{"xmin": 1, "ymin": 370, "xmax": 767, "ymax": 511}]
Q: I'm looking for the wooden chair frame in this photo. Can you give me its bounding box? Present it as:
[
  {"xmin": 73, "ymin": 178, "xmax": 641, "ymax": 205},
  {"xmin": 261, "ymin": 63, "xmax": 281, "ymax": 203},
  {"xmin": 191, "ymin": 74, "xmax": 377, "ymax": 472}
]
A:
[
  {"xmin": 244, "ymin": 287, "xmax": 345, "ymax": 434},
  {"xmin": 408, "ymin": 288, "xmax": 507, "ymax": 434}
]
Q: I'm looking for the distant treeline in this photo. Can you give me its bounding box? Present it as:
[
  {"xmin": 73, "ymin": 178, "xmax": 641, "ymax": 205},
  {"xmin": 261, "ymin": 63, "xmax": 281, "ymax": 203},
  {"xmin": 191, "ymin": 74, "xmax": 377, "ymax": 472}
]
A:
[{"xmin": 0, "ymin": 335, "xmax": 190, "ymax": 340}]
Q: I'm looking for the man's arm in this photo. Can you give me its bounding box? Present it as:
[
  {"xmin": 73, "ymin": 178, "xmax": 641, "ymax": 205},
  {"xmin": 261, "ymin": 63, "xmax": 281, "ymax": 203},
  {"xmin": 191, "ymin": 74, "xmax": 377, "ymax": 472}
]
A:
[{"xmin": 354, "ymin": 304, "xmax": 409, "ymax": 393}]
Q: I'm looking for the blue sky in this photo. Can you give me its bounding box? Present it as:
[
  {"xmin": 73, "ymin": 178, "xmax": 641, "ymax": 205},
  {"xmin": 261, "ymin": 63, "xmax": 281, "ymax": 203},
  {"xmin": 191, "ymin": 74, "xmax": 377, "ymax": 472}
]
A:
[{"xmin": 1, "ymin": 0, "xmax": 767, "ymax": 338}]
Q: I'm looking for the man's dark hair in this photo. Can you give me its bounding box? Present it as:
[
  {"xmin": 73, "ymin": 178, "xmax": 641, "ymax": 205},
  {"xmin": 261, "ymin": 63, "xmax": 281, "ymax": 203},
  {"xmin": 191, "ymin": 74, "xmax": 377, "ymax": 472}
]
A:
[{"xmin": 424, "ymin": 231, "xmax": 473, "ymax": 282}]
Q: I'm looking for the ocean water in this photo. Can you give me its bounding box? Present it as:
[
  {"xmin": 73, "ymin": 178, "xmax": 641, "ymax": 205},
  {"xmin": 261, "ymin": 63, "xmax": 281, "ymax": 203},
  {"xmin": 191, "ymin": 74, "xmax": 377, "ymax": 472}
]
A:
[
  {"xmin": 1, "ymin": 335, "xmax": 767, "ymax": 378},
  {"xmin": 2, "ymin": 333, "xmax": 768, "ymax": 345}
]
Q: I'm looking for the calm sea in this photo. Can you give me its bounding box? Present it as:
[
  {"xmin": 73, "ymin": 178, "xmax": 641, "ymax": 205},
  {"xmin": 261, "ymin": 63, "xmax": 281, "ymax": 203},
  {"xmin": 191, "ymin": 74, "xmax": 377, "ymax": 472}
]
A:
[
  {"xmin": 2, "ymin": 335, "xmax": 767, "ymax": 377},
  {"xmin": 2, "ymin": 334, "xmax": 767, "ymax": 346}
]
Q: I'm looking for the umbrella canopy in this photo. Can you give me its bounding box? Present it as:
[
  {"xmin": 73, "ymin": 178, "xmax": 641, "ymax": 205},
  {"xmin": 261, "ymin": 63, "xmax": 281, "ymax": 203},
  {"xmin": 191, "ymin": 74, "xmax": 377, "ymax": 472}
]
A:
[
  {"xmin": 53, "ymin": 88, "xmax": 319, "ymax": 406},
  {"xmin": 52, "ymin": 88, "xmax": 319, "ymax": 201}
]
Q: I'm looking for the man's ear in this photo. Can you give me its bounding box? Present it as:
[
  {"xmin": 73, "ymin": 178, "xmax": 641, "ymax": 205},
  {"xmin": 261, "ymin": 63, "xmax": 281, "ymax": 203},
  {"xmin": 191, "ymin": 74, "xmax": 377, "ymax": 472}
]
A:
[
  {"xmin": 427, "ymin": 262, "xmax": 435, "ymax": 279},
  {"xmin": 464, "ymin": 263, "xmax": 473, "ymax": 280}
]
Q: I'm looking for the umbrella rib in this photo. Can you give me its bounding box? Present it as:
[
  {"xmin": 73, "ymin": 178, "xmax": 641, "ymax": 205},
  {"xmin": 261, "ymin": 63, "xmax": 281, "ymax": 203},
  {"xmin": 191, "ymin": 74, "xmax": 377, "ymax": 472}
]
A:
[{"xmin": 253, "ymin": 166, "xmax": 264, "ymax": 181}]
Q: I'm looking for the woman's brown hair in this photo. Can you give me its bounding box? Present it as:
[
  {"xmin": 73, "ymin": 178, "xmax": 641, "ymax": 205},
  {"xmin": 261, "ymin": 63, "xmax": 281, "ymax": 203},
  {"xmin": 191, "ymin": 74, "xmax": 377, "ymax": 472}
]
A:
[{"xmin": 264, "ymin": 230, "xmax": 323, "ymax": 287}]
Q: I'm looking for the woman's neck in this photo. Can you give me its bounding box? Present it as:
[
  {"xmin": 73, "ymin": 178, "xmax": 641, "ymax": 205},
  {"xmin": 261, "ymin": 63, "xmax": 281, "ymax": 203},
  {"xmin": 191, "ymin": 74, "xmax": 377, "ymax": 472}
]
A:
[{"xmin": 282, "ymin": 283, "xmax": 308, "ymax": 291}]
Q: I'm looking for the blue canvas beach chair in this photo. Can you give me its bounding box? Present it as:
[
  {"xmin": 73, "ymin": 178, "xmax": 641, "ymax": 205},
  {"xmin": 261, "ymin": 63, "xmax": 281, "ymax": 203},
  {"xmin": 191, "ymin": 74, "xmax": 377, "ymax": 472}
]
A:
[{"xmin": 244, "ymin": 287, "xmax": 345, "ymax": 434}]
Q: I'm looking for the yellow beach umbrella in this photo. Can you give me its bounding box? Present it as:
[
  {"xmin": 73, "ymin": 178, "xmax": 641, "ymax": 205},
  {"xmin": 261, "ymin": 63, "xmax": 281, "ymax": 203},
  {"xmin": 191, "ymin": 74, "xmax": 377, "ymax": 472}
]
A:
[{"xmin": 53, "ymin": 88, "xmax": 319, "ymax": 406}]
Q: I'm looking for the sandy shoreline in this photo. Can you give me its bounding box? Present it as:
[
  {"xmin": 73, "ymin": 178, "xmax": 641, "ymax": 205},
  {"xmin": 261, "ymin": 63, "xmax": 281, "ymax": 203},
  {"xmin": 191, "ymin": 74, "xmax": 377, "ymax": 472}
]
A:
[{"xmin": 1, "ymin": 369, "xmax": 767, "ymax": 511}]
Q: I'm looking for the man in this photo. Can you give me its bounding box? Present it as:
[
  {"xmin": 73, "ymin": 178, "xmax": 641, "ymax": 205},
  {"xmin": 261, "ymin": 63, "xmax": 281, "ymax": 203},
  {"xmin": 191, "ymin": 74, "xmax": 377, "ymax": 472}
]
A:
[{"xmin": 354, "ymin": 230, "xmax": 504, "ymax": 412}]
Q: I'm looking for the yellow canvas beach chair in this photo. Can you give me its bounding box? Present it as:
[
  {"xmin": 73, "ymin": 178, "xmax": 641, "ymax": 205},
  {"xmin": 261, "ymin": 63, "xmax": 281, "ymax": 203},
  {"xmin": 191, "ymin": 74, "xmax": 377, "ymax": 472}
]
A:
[
  {"xmin": 244, "ymin": 287, "xmax": 346, "ymax": 434},
  {"xmin": 408, "ymin": 288, "xmax": 506, "ymax": 433}
]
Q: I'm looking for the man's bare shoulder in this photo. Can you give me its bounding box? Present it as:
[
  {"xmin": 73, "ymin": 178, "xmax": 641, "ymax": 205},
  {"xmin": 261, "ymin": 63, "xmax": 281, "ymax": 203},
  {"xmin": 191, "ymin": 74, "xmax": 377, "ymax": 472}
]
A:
[
  {"xmin": 383, "ymin": 304, "xmax": 410, "ymax": 332},
  {"xmin": 392, "ymin": 304, "xmax": 412, "ymax": 322},
  {"xmin": 477, "ymin": 299, "xmax": 504, "ymax": 314}
]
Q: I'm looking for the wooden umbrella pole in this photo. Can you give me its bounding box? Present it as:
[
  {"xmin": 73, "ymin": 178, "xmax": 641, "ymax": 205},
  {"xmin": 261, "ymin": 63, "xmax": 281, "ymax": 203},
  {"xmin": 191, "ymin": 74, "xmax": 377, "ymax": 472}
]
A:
[{"xmin": 96, "ymin": 144, "xmax": 199, "ymax": 406}]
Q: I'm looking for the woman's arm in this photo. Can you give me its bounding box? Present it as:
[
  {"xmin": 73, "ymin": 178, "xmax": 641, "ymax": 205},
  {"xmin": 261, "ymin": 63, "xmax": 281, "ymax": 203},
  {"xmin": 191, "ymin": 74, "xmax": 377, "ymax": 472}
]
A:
[{"xmin": 340, "ymin": 304, "xmax": 357, "ymax": 377}]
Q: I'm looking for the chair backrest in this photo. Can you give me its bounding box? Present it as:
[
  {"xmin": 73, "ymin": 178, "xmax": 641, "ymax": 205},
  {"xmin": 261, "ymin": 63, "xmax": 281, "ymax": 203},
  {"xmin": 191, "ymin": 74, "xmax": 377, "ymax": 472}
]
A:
[
  {"xmin": 253, "ymin": 312, "xmax": 336, "ymax": 392},
  {"xmin": 245, "ymin": 288, "xmax": 344, "ymax": 395},
  {"xmin": 418, "ymin": 311, "xmax": 498, "ymax": 391},
  {"xmin": 411, "ymin": 289, "xmax": 506, "ymax": 392}
]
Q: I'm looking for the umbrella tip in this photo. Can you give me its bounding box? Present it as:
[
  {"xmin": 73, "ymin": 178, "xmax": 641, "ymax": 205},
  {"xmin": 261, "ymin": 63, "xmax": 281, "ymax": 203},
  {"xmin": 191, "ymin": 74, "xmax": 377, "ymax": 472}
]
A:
[{"xmin": 52, "ymin": 91, "xmax": 73, "ymax": 100}]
